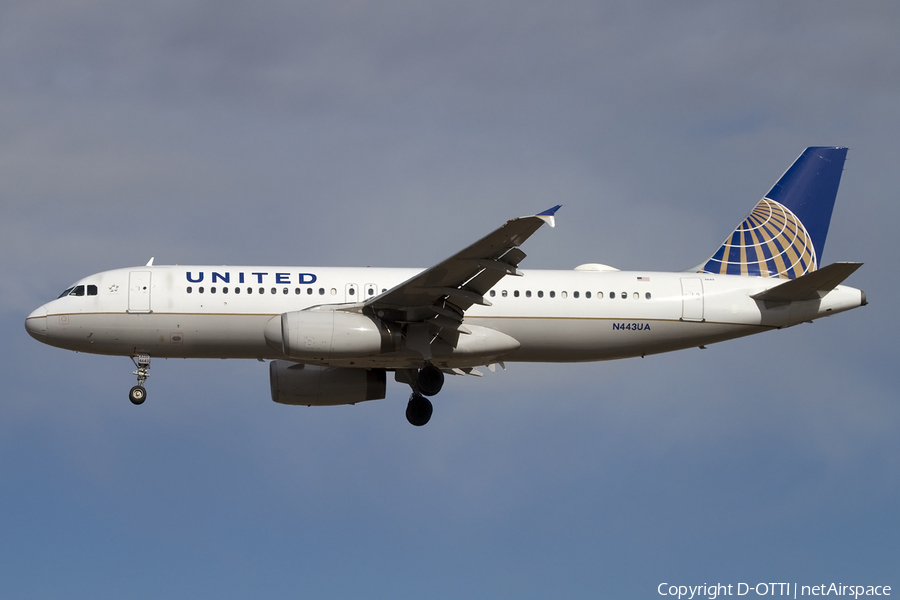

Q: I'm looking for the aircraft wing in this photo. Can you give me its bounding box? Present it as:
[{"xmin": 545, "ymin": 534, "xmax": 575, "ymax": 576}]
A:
[{"xmin": 361, "ymin": 206, "xmax": 560, "ymax": 350}]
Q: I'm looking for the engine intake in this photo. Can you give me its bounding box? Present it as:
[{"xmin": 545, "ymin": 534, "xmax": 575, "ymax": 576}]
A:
[{"xmin": 269, "ymin": 361, "xmax": 386, "ymax": 406}]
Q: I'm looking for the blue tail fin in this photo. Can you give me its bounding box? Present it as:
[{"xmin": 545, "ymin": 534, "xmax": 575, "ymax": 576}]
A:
[{"xmin": 700, "ymin": 147, "xmax": 848, "ymax": 279}]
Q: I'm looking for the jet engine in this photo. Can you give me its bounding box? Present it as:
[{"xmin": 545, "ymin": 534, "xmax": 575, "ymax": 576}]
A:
[
  {"xmin": 269, "ymin": 361, "xmax": 386, "ymax": 406},
  {"xmin": 265, "ymin": 310, "xmax": 395, "ymax": 360}
]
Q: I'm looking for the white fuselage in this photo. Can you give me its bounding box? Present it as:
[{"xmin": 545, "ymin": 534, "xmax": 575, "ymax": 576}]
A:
[{"xmin": 25, "ymin": 264, "xmax": 865, "ymax": 369}]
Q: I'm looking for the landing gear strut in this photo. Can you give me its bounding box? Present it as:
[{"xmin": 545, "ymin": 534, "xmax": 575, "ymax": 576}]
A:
[
  {"xmin": 406, "ymin": 393, "xmax": 433, "ymax": 426},
  {"xmin": 398, "ymin": 363, "xmax": 444, "ymax": 426},
  {"xmin": 129, "ymin": 354, "xmax": 150, "ymax": 405}
]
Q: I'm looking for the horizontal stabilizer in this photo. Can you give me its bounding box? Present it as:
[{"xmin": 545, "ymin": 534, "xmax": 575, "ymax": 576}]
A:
[{"xmin": 751, "ymin": 262, "xmax": 862, "ymax": 302}]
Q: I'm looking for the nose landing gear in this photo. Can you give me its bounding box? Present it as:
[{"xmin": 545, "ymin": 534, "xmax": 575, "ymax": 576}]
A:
[
  {"xmin": 129, "ymin": 385, "xmax": 146, "ymax": 405},
  {"xmin": 129, "ymin": 354, "xmax": 151, "ymax": 405}
]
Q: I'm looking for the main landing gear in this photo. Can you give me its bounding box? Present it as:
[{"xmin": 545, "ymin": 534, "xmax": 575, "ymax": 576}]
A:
[
  {"xmin": 406, "ymin": 393, "xmax": 433, "ymax": 427},
  {"xmin": 129, "ymin": 354, "xmax": 151, "ymax": 405},
  {"xmin": 403, "ymin": 363, "xmax": 445, "ymax": 427}
]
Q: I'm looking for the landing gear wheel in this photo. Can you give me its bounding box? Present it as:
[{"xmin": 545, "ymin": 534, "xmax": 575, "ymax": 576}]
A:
[
  {"xmin": 417, "ymin": 364, "xmax": 444, "ymax": 397},
  {"xmin": 130, "ymin": 354, "xmax": 151, "ymax": 405},
  {"xmin": 406, "ymin": 393, "xmax": 433, "ymax": 426},
  {"xmin": 129, "ymin": 385, "xmax": 146, "ymax": 405}
]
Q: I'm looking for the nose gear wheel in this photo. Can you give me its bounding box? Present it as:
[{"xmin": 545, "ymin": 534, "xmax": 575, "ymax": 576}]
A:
[
  {"xmin": 129, "ymin": 385, "xmax": 146, "ymax": 405},
  {"xmin": 129, "ymin": 354, "xmax": 151, "ymax": 405}
]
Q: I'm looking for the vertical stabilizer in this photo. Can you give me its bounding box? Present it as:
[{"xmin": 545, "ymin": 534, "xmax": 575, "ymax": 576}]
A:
[{"xmin": 700, "ymin": 147, "xmax": 848, "ymax": 279}]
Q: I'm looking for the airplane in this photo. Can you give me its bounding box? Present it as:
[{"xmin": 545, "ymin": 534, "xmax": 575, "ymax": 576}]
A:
[{"xmin": 25, "ymin": 147, "xmax": 866, "ymax": 426}]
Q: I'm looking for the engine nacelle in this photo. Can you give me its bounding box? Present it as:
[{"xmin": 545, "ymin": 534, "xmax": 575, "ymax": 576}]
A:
[
  {"xmin": 265, "ymin": 310, "xmax": 388, "ymax": 360},
  {"xmin": 269, "ymin": 361, "xmax": 387, "ymax": 406}
]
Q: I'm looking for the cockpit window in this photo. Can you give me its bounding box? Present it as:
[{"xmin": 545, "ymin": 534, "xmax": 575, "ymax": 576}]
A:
[
  {"xmin": 58, "ymin": 287, "xmax": 75, "ymax": 299},
  {"xmin": 87, "ymin": 285, "xmax": 98, "ymax": 296},
  {"xmin": 68, "ymin": 285, "xmax": 85, "ymax": 297}
]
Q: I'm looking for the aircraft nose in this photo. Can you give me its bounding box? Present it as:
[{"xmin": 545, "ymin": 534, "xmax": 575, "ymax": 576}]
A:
[{"xmin": 25, "ymin": 306, "xmax": 48, "ymax": 339}]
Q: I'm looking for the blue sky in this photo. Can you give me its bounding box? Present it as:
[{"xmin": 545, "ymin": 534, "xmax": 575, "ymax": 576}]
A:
[{"xmin": 2, "ymin": 2, "xmax": 898, "ymax": 598}]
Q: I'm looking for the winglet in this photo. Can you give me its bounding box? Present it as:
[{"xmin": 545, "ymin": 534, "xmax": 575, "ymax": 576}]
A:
[{"xmin": 535, "ymin": 204, "xmax": 562, "ymax": 228}]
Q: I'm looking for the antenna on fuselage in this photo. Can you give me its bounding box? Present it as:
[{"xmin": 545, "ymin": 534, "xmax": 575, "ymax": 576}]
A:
[{"xmin": 146, "ymin": 257, "xmax": 155, "ymax": 266}]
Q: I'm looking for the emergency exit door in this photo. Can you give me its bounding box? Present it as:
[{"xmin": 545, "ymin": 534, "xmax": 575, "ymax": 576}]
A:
[{"xmin": 680, "ymin": 277, "xmax": 704, "ymax": 322}]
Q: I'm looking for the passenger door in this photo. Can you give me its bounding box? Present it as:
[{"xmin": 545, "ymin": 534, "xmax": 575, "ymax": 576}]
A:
[{"xmin": 128, "ymin": 271, "xmax": 152, "ymax": 313}]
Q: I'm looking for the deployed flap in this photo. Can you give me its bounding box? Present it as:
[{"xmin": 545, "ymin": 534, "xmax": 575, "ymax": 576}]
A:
[
  {"xmin": 364, "ymin": 206, "xmax": 560, "ymax": 345},
  {"xmin": 751, "ymin": 262, "xmax": 862, "ymax": 303}
]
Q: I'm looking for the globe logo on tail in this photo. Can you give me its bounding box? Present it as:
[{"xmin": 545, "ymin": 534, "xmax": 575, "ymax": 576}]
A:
[{"xmin": 700, "ymin": 198, "xmax": 816, "ymax": 279}]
